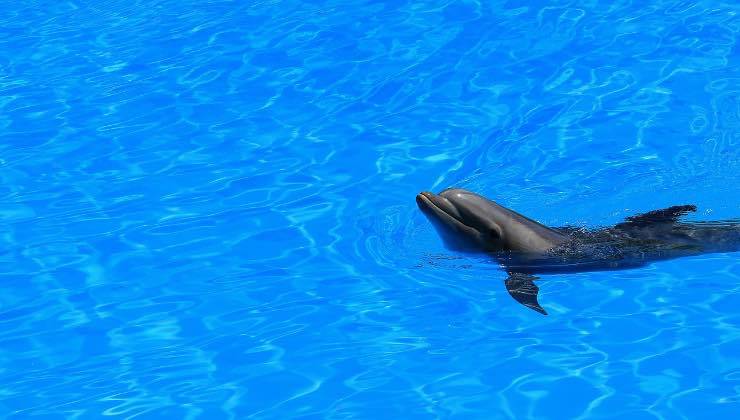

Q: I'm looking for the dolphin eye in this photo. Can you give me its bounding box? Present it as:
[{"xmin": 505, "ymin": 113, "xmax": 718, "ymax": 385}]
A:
[{"xmin": 488, "ymin": 226, "xmax": 502, "ymax": 237}]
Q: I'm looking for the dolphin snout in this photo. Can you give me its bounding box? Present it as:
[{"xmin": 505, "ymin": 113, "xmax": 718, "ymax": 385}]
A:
[
  {"xmin": 416, "ymin": 191, "xmax": 436, "ymax": 212},
  {"xmin": 416, "ymin": 191, "xmax": 466, "ymax": 222}
]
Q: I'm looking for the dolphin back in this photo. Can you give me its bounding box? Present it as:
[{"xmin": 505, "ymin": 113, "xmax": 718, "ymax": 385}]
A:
[{"xmin": 493, "ymin": 202, "xmax": 568, "ymax": 252}]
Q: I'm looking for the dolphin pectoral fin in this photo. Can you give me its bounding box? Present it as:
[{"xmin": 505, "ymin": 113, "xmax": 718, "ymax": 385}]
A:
[
  {"xmin": 504, "ymin": 273, "xmax": 548, "ymax": 315},
  {"xmin": 621, "ymin": 205, "xmax": 697, "ymax": 226}
]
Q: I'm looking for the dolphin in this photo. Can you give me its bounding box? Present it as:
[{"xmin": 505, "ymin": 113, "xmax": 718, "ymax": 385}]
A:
[{"xmin": 416, "ymin": 188, "xmax": 740, "ymax": 315}]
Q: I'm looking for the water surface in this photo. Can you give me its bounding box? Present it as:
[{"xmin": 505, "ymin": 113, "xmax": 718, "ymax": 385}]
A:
[{"xmin": 1, "ymin": 0, "xmax": 740, "ymax": 418}]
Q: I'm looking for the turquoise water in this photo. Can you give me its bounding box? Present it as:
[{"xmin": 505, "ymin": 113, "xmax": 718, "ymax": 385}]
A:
[{"xmin": 2, "ymin": 0, "xmax": 740, "ymax": 418}]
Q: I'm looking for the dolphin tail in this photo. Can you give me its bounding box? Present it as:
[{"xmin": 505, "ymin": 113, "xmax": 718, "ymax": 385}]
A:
[{"xmin": 504, "ymin": 273, "xmax": 548, "ymax": 315}]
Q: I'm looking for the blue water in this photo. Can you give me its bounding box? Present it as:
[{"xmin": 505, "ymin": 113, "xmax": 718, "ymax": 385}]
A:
[{"xmin": 1, "ymin": 0, "xmax": 740, "ymax": 418}]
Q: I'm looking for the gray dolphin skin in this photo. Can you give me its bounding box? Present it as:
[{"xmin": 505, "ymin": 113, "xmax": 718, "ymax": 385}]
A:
[{"xmin": 416, "ymin": 188, "xmax": 740, "ymax": 315}]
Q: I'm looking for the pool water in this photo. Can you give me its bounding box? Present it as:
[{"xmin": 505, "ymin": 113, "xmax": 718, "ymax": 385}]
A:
[{"xmin": 2, "ymin": 0, "xmax": 740, "ymax": 418}]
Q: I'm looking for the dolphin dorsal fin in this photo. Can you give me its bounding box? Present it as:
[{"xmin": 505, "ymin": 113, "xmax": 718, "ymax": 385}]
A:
[{"xmin": 621, "ymin": 204, "xmax": 697, "ymax": 226}]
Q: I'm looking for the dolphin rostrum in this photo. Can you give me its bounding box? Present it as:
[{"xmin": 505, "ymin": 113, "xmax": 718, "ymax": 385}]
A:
[{"xmin": 416, "ymin": 188, "xmax": 740, "ymax": 315}]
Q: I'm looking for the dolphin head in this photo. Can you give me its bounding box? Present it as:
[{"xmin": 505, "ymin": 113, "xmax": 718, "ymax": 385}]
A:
[{"xmin": 416, "ymin": 188, "xmax": 566, "ymax": 253}]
